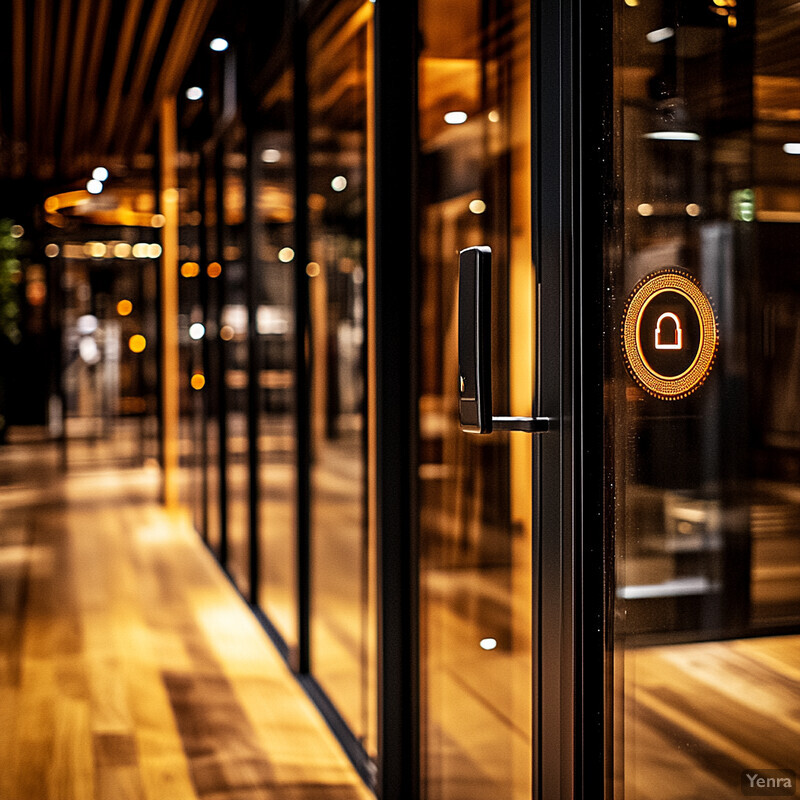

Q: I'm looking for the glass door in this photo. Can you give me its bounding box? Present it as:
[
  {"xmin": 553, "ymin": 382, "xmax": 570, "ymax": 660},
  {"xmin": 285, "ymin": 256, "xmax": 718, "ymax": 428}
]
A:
[
  {"xmin": 416, "ymin": 2, "xmax": 534, "ymax": 798},
  {"xmin": 306, "ymin": 0, "xmax": 377, "ymax": 758},
  {"xmin": 608, "ymin": 1, "xmax": 800, "ymax": 796}
]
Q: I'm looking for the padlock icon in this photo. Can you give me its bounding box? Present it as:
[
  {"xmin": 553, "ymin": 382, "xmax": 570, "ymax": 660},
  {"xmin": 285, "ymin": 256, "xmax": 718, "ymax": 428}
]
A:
[{"xmin": 654, "ymin": 312, "xmax": 683, "ymax": 350}]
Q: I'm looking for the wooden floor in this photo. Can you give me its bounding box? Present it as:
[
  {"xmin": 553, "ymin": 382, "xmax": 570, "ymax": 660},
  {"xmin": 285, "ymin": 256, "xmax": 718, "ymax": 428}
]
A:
[{"xmin": 0, "ymin": 440, "xmax": 372, "ymax": 800}]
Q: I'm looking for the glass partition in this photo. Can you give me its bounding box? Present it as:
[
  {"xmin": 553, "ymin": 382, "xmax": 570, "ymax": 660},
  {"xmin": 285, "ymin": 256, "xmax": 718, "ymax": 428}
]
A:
[
  {"xmin": 611, "ymin": 1, "xmax": 800, "ymax": 795},
  {"xmin": 255, "ymin": 69, "xmax": 299, "ymax": 649},
  {"xmin": 203, "ymin": 150, "xmax": 223, "ymax": 558},
  {"xmin": 222, "ymin": 123, "xmax": 251, "ymax": 596},
  {"xmin": 307, "ymin": 0, "xmax": 375, "ymax": 755}
]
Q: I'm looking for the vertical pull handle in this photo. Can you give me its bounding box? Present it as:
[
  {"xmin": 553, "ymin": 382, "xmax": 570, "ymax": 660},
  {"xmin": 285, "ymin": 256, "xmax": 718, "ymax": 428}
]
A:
[{"xmin": 457, "ymin": 246, "xmax": 550, "ymax": 435}]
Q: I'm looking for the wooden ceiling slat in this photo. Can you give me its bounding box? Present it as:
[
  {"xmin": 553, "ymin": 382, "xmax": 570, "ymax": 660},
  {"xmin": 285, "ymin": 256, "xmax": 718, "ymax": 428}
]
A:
[
  {"xmin": 31, "ymin": 0, "xmax": 52, "ymax": 178},
  {"xmin": 98, "ymin": 0, "xmax": 146, "ymax": 154},
  {"xmin": 132, "ymin": 0, "xmax": 216, "ymax": 154},
  {"xmin": 116, "ymin": 0, "xmax": 174, "ymax": 156},
  {"xmin": 62, "ymin": 0, "xmax": 94, "ymax": 169},
  {"xmin": 77, "ymin": 0, "xmax": 112, "ymax": 170},
  {"xmin": 48, "ymin": 0, "xmax": 73, "ymax": 172},
  {"xmin": 2, "ymin": 0, "xmax": 220, "ymax": 180},
  {"xmin": 12, "ymin": 0, "xmax": 27, "ymax": 176}
]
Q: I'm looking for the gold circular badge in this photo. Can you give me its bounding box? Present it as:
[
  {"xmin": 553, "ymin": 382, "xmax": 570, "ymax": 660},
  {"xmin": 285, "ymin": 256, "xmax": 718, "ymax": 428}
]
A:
[{"xmin": 621, "ymin": 268, "xmax": 718, "ymax": 400}]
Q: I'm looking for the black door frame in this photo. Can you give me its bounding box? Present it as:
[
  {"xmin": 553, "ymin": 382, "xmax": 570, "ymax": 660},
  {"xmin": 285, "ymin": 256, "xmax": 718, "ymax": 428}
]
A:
[{"xmin": 533, "ymin": 0, "xmax": 610, "ymax": 798}]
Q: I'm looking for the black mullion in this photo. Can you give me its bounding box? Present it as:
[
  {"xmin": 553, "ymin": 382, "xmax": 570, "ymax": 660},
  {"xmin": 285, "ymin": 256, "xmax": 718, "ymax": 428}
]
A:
[
  {"xmin": 245, "ymin": 114, "xmax": 261, "ymax": 607},
  {"xmin": 533, "ymin": 0, "xmax": 574, "ymax": 798},
  {"xmin": 198, "ymin": 152, "xmax": 210, "ymax": 544},
  {"xmin": 293, "ymin": 13, "xmax": 311, "ymax": 676},
  {"xmin": 215, "ymin": 143, "xmax": 229, "ymax": 568},
  {"xmin": 374, "ymin": 1, "xmax": 419, "ymax": 798},
  {"xmin": 575, "ymin": 1, "xmax": 612, "ymax": 798}
]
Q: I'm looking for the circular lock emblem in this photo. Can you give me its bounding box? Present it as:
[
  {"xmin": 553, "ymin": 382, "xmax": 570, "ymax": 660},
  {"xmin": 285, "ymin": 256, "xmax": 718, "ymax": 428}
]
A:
[{"xmin": 621, "ymin": 268, "xmax": 719, "ymax": 400}]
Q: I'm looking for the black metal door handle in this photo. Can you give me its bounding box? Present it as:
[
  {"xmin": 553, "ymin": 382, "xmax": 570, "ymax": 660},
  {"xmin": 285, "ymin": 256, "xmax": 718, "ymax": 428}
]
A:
[{"xmin": 458, "ymin": 245, "xmax": 551, "ymax": 434}]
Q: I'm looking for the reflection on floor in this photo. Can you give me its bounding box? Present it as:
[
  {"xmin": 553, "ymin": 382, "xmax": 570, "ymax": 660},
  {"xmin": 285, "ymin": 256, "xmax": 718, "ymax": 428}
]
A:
[
  {"xmin": 624, "ymin": 635, "xmax": 800, "ymax": 800},
  {"xmin": 0, "ymin": 439, "xmax": 371, "ymax": 800}
]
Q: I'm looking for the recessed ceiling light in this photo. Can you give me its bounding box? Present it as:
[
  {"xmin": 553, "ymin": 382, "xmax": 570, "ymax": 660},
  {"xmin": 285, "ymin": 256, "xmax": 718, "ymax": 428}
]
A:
[
  {"xmin": 643, "ymin": 130, "xmax": 700, "ymax": 141},
  {"xmin": 210, "ymin": 37, "xmax": 229, "ymax": 52},
  {"xmin": 185, "ymin": 86, "xmax": 204, "ymax": 101},
  {"xmin": 444, "ymin": 111, "xmax": 468, "ymax": 125},
  {"xmin": 646, "ymin": 27, "xmax": 675, "ymax": 43}
]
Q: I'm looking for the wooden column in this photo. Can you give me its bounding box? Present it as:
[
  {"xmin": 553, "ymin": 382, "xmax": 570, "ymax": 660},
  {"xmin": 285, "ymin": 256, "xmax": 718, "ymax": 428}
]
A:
[{"xmin": 159, "ymin": 95, "xmax": 180, "ymax": 508}]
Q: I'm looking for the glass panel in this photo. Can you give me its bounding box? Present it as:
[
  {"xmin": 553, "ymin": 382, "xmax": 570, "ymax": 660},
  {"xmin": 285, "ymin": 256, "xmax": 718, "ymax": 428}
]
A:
[
  {"xmin": 59, "ymin": 224, "xmax": 160, "ymax": 469},
  {"xmin": 611, "ymin": 2, "xmax": 800, "ymax": 797},
  {"xmin": 256, "ymin": 69, "xmax": 298, "ymax": 648},
  {"xmin": 417, "ymin": 2, "xmax": 533, "ymax": 798},
  {"xmin": 178, "ymin": 148, "xmax": 205, "ymax": 535},
  {"xmin": 307, "ymin": 0, "xmax": 375, "ymax": 753},
  {"xmin": 204, "ymin": 152, "xmax": 223, "ymax": 558},
  {"xmin": 222, "ymin": 124, "xmax": 251, "ymax": 596}
]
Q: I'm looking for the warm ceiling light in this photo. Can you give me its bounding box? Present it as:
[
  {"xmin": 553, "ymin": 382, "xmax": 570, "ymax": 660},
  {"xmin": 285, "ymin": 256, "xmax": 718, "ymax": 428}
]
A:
[
  {"xmin": 132, "ymin": 243, "xmax": 149, "ymax": 258},
  {"xmin": 278, "ymin": 247, "xmax": 295, "ymax": 262},
  {"xmin": 207, "ymin": 261, "xmax": 222, "ymax": 278},
  {"xmin": 45, "ymin": 243, "xmax": 59, "ymax": 258},
  {"xmin": 488, "ymin": 110, "xmax": 500, "ymax": 123},
  {"xmin": 306, "ymin": 262, "xmax": 321, "ymax": 277},
  {"xmin": 469, "ymin": 199, "xmax": 486, "ymax": 214},
  {"xmin": 114, "ymin": 242, "xmax": 132, "ymax": 258},
  {"xmin": 128, "ymin": 334, "xmax": 147, "ymax": 353},
  {"xmin": 92, "ymin": 166, "xmax": 109, "ymax": 182},
  {"xmin": 191, "ymin": 373, "xmax": 206, "ymax": 390},
  {"xmin": 86, "ymin": 179, "xmax": 103, "ymax": 194},
  {"xmin": 331, "ymin": 175, "xmax": 347, "ymax": 192},
  {"xmin": 181, "ymin": 261, "xmax": 200, "ymax": 278},
  {"xmin": 444, "ymin": 111, "xmax": 468, "ymax": 125},
  {"xmin": 210, "ymin": 37, "xmax": 229, "ymax": 51},
  {"xmin": 783, "ymin": 142, "xmax": 800, "ymax": 154},
  {"xmin": 117, "ymin": 299, "xmax": 133, "ymax": 316},
  {"xmin": 185, "ymin": 86, "xmax": 204, "ymax": 101},
  {"xmin": 147, "ymin": 243, "xmax": 162, "ymax": 258},
  {"xmin": 261, "ymin": 148, "xmax": 281, "ymax": 163},
  {"xmin": 151, "ymin": 213, "xmax": 166, "ymax": 228}
]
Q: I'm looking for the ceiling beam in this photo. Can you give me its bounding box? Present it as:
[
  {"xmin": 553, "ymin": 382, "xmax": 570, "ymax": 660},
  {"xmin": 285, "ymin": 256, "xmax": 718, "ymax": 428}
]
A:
[
  {"xmin": 31, "ymin": 0, "xmax": 53, "ymax": 178},
  {"xmin": 98, "ymin": 0, "xmax": 146, "ymax": 155},
  {"xmin": 131, "ymin": 0, "xmax": 217, "ymax": 155},
  {"xmin": 12, "ymin": 0, "xmax": 27, "ymax": 177},
  {"xmin": 77, "ymin": 0, "xmax": 112, "ymax": 173},
  {"xmin": 62, "ymin": 0, "xmax": 93, "ymax": 174},
  {"xmin": 115, "ymin": 0, "xmax": 173, "ymax": 158},
  {"xmin": 48, "ymin": 0, "xmax": 73, "ymax": 178}
]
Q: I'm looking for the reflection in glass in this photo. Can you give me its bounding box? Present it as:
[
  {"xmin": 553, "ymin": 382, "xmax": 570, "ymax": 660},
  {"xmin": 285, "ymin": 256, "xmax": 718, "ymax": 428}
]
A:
[
  {"xmin": 204, "ymin": 153, "xmax": 223, "ymax": 557},
  {"xmin": 307, "ymin": 0, "xmax": 375, "ymax": 756},
  {"xmin": 222, "ymin": 125, "xmax": 251, "ymax": 596},
  {"xmin": 417, "ymin": 2, "xmax": 533, "ymax": 798},
  {"xmin": 177, "ymin": 148, "xmax": 205, "ymax": 536},
  {"xmin": 60, "ymin": 229, "xmax": 160, "ymax": 470},
  {"xmin": 612, "ymin": 2, "xmax": 800, "ymax": 796},
  {"xmin": 256, "ymin": 69, "xmax": 298, "ymax": 649}
]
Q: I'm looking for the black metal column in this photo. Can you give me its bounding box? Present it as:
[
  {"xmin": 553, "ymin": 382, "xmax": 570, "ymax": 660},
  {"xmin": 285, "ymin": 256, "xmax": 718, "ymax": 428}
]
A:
[
  {"xmin": 374, "ymin": 2, "xmax": 419, "ymax": 798},
  {"xmin": 292, "ymin": 15, "xmax": 312, "ymax": 677}
]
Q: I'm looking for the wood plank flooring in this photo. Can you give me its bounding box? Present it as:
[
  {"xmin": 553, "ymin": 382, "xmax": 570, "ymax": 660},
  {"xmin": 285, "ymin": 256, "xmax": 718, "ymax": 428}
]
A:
[
  {"xmin": 623, "ymin": 636, "xmax": 800, "ymax": 800},
  {"xmin": 0, "ymin": 442, "xmax": 372, "ymax": 800}
]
